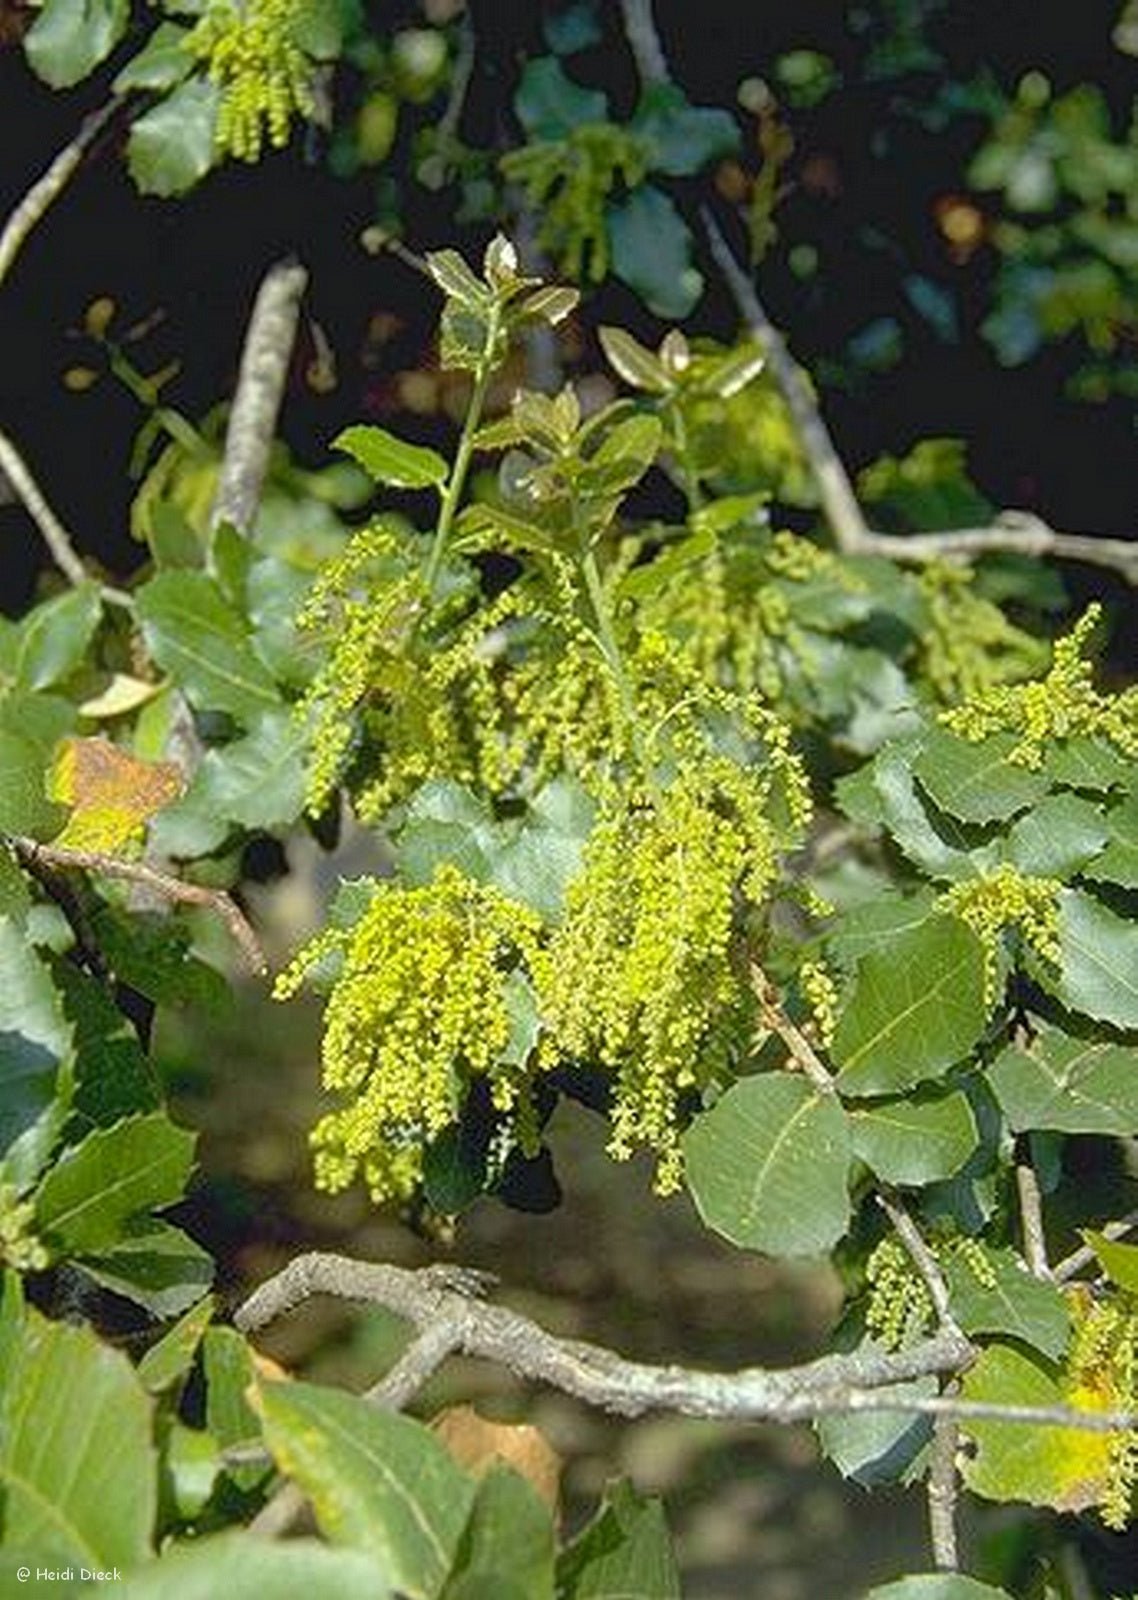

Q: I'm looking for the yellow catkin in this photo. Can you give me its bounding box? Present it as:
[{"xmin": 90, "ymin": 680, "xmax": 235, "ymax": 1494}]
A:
[
  {"xmin": 187, "ymin": 0, "xmax": 319, "ymax": 162},
  {"xmin": 938, "ymin": 864, "xmax": 1061, "ymax": 1002}
]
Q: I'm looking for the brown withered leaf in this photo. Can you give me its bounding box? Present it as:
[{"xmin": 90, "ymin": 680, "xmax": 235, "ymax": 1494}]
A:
[
  {"xmin": 432, "ymin": 1404, "xmax": 561, "ymax": 1514},
  {"xmin": 48, "ymin": 736, "xmax": 184, "ymax": 854}
]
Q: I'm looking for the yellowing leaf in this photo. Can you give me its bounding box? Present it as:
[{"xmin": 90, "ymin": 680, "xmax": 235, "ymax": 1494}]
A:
[
  {"xmin": 48, "ymin": 736, "xmax": 184, "ymax": 853},
  {"xmin": 431, "ymin": 1404, "xmax": 561, "ymax": 1512},
  {"xmin": 960, "ymin": 1344, "xmax": 1113, "ymax": 1513}
]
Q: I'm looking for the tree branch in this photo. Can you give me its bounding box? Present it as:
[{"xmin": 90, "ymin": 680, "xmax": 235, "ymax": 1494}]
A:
[
  {"xmin": 853, "ymin": 513, "xmax": 1138, "ymax": 588},
  {"xmin": 0, "ymin": 424, "xmax": 92, "ymax": 589},
  {"xmin": 1015, "ymin": 1159, "xmax": 1052, "ymax": 1281},
  {"xmin": 235, "ymin": 1251, "xmax": 1138, "ymax": 1435},
  {"xmin": 0, "ymin": 98, "xmax": 120, "ymax": 293},
  {"xmin": 1054, "ymin": 1209, "xmax": 1138, "ymax": 1283},
  {"xmin": 618, "ymin": 0, "xmax": 670, "ymax": 86},
  {"xmin": 750, "ymin": 962, "xmax": 835, "ymax": 1094},
  {"xmin": 210, "ymin": 259, "xmax": 308, "ymax": 537},
  {"xmin": 878, "ymin": 1194, "xmax": 955, "ymax": 1329},
  {"xmin": 927, "ymin": 1407, "xmax": 961, "ymax": 1572},
  {"xmin": 701, "ymin": 209, "xmax": 871, "ymax": 554},
  {"xmin": 10, "ymin": 836, "xmax": 266, "ymax": 975}
]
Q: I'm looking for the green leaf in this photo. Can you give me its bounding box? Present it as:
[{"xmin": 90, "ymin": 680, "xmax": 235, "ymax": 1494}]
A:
[
  {"xmin": 815, "ymin": 1361, "xmax": 934, "ymax": 1486},
  {"xmin": 34, "ymin": 1111, "xmax": 196, "ymax": 1255},
  {"xmin": 1085, "ymin": 793, "xmax": 1138, "ymax": 887},
  {"xmin": 333, "ymin": 425, "xmax": 449, "ymax": 490},
  {"xmin": 247, "ymin": 555, "xmax": 320, "ymax": 689},
  {"xmin": 113, "ymin": 20, "xmax": 195, "ymax": 91},
  {"xmin": 256, "ymin": 1380, "xmax": 475, "ymax": 1597},
  {"xmin": 944, "ymin": 1246, "xmax": 1069, "ymax": 1358},
  {"xmin": 913, "ymin": 728, "xmax": 1049, "ymax": 824},
  {"xmin": 1049, "ymin": 888, "xmax": 1138, "ymax": 1029},
  {"xmin": 136, "ymin": 570, "xmax": 281, "ymax": 723},
  {"xmin": 865, "ymin": 1578, "xmax": 1011, "ymax": 1600},
  {"xmin": 0, "ymin": 728, "xmax": 64, "ymax": 838},
  {"xmin": 203, "ymin": 1327, "xmax": 267, "ymax": 1492},
  {"xmin": 0, "ymin": 922, "xmax": 74, "ymax": 1182},
  {"xmin": 58, "ymin": 962, "xmax": 159, "ymax": 1128},
  {"xmin": 13, "ymin": 583, "xmax": 102, "ymax": 691},
  {"xmin": 120, "ymin": 1536, "xmax": 394, "ymax": 1599},
  {"xmin": 684, "ymin": 1073, "xmax": 851, "ymax": 1258},
  {"xmin": 850, "ymin": 1089, "xmax": 977, "ymax": 1184},
  {"xmin": 137, "ymin": 1295, "xmax": 215, "ymax": 1392},
  {"xmin": 556, "ymin": 1481, "xmax": 680, "ymax": 1600},
  {"xmin": 833, "ymin": 916, "xmax": 988, "ymax": 1096},
  {"xmin": 869, "ymin": 744, "xmax": 983, "ymax": 881},
  {"xmin": 152, "ymin": 709, "xmax": 308, "ymax": 856},
  {"xmin": 1004, "ymin": 790, "xmax": 1108, "ymax": 877},
  {"xmin": 24, "ymin": 0, "xmax": 128, "ymax": 87},
  {"xmin": 514, "ymin": 57, "xmax": 607, "ymax": 139},
  {"xmin": 609, "ymin": 186, "xmax": 703, "ymax": 319},
  {"xmin": 426, "ymin": 250, "xmax": 489, "ymax": 310},
  {"xmin": 0, "ymin": 1304, "xmax": 155, "ymax": 1564},
  {"xmin": 825, "ymin": 890, "xmax": 938, "ymax": 974},
  {"xmin": 598, "ymin": 327, "xmax": 673, "ymax": 394},
  {"xmin": 441, "ymin": 1466, "xmax": 555, "ymax": 1600},
  {"xmin": 128, "ymin": 77, "xmax": 221, "ymax": 198},
  {"xmin": 1043, "ymin": 736, "xmax": 1132, "ymax": 792},
  {"xmin": 630, "ymin": 85, "xmax": 740, "ymax": 177},
  {"xmin": 960, "ymin": 1343, "xmax": 1111, "ymax": 1512},
  {"xmin": 80, "ymin": 1219, "xmax": 213, "ymax": 1319},
  {"xmin": 1082, "ymin": 1230, "xmax": 1138, "ymax": 1294},
  {"xmin": 988, "ymin": 1024, "xmax": 1138, "ymax": 1135}
]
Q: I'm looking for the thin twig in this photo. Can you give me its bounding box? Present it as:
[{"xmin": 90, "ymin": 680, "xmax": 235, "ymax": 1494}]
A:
[
  {"xmin": 235, "ymin": 1250, "xmax": 1138, "ymax": 1435},
  {"xmin": 211, "ymin": 259, "xmax": 308, "ymax": 537},
  {"xmin": 0, "ymin": 99, "xmax": 120, "ymax": 293},
  {"xmin": 750, "ymin": 962, "xmax": 835, "ymax": 1093},
  {"xmin": 877, "ymin": 1194, "xmax": 955, "ymax": 1329},
  {"xmin": 618, "ymin": 0, "xmax": 670, "ymax": 86},
  {"xmin": 10, "ymin": 836, "xmax": 266, "ymax": 974},
  {"xmin": 1054, "ymin": 1209, "xmax": 1138, "ymax": 1283},
  {"xmin": 1015, "ymin": 1159, "xmax": 1052, "ymax": 1281},
  {"xmin": 927, "ymin": 1405, "xmax": 961, "ymax": 1571},
  {"xmin": 854, "ymin": 514, "xmax": 1138, "ymax": 588},
  {"xmin": 0, "ymin": 424, "xmax": 93, "ymax": 590},
  {"xmin": 702, "ymin": 209, "xmax": 871, "ymax": 554}
]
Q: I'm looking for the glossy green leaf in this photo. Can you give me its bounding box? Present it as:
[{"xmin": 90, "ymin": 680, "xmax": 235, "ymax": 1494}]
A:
[
  {"xmin": 849, "ymin": 1089, "xmax": 977, "ymax": 1184},
  {"xmin": 833, "ymin": 916, "xmax": 988, "ymax": 1096},
  {"xmin": 35, "ymin": 1111, "xmax": 196, "ymax": 1255},
  {"xmin": 989, "ymin": 1024, "xmax": 1138, "ymax": 1135},
  {"xmin": 630, "ymin": 85, "xmax": 740, "ymax": 176},
  {"xmin": 960, "ymin": 1344, "xmax": 1111, "ymax": 1512},
  {"xmin": 556, "ymin": 1481, "xmax": 680, "ymax": 1600},
  {"xmin": 609, "ymin": 186, "xmax": 703, "ymax": 319},
  {"xmin": 598, "ymin": 326, "xmax": 673, "ymax": 394},
  {"xmin": 0, "ymin": 1304, "xmax": 155, "ymax": 1564},
  {"xmin": 137, "ymin": 1295, "xmax": 215, "ymax": 1392},
  {"xmin": 0, "ymin": 921, "xmax": 74, "ymax": 1182},
  {"xmin": 120, "ymin": 1536, "xmax": 394, "ymax": 1599},
  {"xmin": 24, "ymin": 0, "xmax": 128, "ymax": 87},
  {"xmin": 913, "ymin": 727, "xmax": 1049, "ymax": 823},
  {"xmin": 113, "ymin": 21, "xmax": 195, "ymax": 91},
  {"xmin": 825, "ymin": 890, "xmax": 938, "ymax": 973},
  {"xmin": 945, "ymin": 1246, "xmax": 1069, "ymax": 1357},
  {"xmin": 1004, "ymin": 790, "xmax": 1108, "ymax": 877},
  {"xmin": 161, "ymin": 1420, "xmax": 220, "ymax": 1521},
  {"xmin": 152, "ymin": 708, "xmax": 308, "ymax": 856},
  {"xmin": 1049, "ymin": 888, "xmax": 1138, "ymax": 1029},
  {"xmin": 865, "ymin": 1578, "xmax": 1011, "ymax": 1600},
  {"xmin": 515, "ymin": 57, "xmax": 607, "ymax": 139},
  {"xmin": 684, "ymin": 1073, "xmax": 851, "ymax": 1257},
  {"xmin": 128, "ymin": 77, "xmax": 221, "ymax": 198},
  {"xmin": 257, "ymin": 1379, "xmax": 475, "ymax": 1596},
  {"xmin": 516, "ymin": 285, "xmax": 580, "ymax": 326},
  {"xmin": 426, "ymin": 250, "xmax": 489, "ymax": 309},
  {"xmin": 136, "ymin": 570, "xmax": 281, "ymax": 723},
  {"xmin": 441, "ymin": 1466, "xmax": 555, "ymax": 1600},
  {"xmin": 1083, "ymin": 1230, "xmax": 1138, "ymax": 1294},
  {"xmin": 13, "ymin": 583, "xmax": 102, "ymax": 691},
  {"xmin": 1085, "ymin": 793, "xmax": 1138, "ymax": 887},
  {"xmin": 333, "ymin": 425, "xmax": 449, "ymax": 490},
  {"xmin": 79, "ymin": 1219, "xmax": 214, "ymax": 1318}
]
